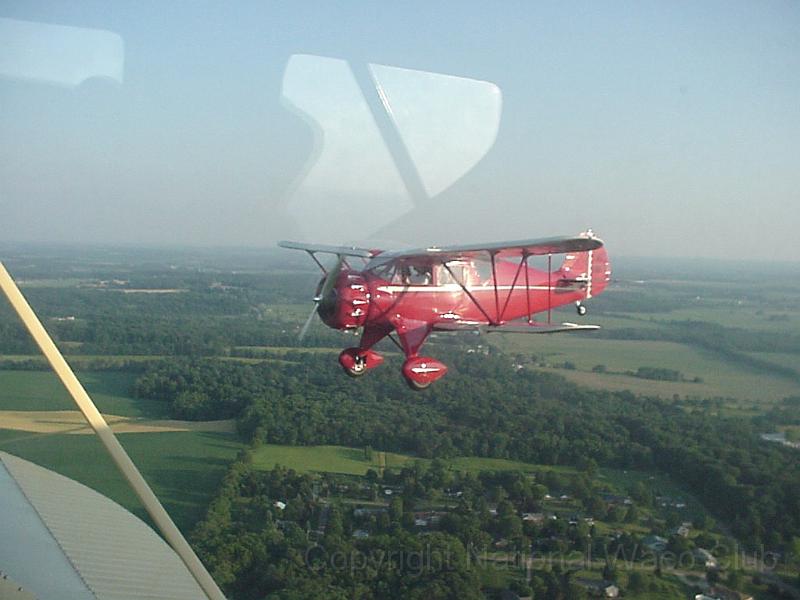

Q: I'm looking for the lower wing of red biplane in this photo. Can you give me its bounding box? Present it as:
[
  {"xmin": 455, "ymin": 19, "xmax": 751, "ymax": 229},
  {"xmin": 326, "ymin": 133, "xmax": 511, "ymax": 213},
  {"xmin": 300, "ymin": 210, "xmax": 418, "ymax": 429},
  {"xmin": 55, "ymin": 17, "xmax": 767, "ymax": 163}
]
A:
[{"xmin": 279, "ymin": 231, "xmax": 611, "ymax": 388}]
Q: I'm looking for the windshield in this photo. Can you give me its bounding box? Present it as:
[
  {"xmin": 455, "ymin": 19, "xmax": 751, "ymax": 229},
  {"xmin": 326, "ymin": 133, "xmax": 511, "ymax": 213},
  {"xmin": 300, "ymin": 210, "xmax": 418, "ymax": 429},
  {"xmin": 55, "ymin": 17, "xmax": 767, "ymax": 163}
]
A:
[{"xmin": 2, "ymin": 3, "xmax": 796, "ymax": 258}]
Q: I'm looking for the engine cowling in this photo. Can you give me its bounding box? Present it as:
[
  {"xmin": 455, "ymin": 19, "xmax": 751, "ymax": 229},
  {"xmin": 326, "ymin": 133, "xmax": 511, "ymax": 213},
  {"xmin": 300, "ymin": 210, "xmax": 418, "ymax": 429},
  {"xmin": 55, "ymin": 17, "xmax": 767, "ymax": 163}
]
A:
[{"xmin": 317, "ymin": 272, "xmax": 369, "ymax": 330}]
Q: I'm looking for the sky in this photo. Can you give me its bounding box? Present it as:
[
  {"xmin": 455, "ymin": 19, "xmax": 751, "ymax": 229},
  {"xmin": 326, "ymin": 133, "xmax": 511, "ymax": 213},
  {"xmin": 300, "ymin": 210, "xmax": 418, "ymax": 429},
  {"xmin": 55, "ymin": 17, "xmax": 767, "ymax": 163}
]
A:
[{"xmin": 1, "ymin": 1, "xmax": 799, "ymax": 260}]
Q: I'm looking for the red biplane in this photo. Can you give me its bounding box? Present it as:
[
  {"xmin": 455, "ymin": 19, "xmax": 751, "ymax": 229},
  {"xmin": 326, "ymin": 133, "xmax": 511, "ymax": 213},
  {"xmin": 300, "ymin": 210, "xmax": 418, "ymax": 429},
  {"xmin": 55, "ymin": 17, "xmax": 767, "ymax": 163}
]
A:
[{"xmin": 280, "ymin": 231, "xmax": 610, "ymax": 389}]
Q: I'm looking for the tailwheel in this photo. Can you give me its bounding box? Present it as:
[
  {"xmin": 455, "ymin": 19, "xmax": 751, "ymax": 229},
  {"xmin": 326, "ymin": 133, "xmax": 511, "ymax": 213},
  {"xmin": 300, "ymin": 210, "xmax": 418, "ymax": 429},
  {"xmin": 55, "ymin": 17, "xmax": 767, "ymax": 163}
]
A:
[{"xmin": 576, "ymin": 302, "xmax": 587, "ymax": 316}]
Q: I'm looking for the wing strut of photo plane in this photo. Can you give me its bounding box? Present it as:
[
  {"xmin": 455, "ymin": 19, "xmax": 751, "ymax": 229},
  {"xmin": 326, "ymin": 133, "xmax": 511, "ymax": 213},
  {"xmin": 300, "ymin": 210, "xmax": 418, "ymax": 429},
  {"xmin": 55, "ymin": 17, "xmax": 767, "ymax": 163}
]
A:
[
  {"xmin": 280, "ymin": 230, "xmax": 611, "ymax": 390},
  {"xmin": 0, "ymin": 261, "xmax": 227, "ymax": 600}
]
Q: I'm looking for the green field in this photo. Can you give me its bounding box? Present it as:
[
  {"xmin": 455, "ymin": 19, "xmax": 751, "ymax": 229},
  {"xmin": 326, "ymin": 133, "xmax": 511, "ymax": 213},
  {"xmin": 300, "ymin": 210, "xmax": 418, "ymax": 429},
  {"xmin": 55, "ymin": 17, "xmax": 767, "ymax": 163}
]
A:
[
  {"xmin": 252, "ymin": 444, "xmax": 415, "ymax": 475},
  {"xmin": 251, "ymin": 444, "xmax": 586, "ymax": 476},
  {"xmin": 491, "ymin": 335, "xmax": 799, "ymax": 402},
  {"xmin": 0, "ymin": 369, "xmax": 169, "ymax": 417},
  {"xmin": 0, "ymin": 429, "xmax": 243, "ymax": 531},
  {"xmin": 642, "ymin": 306, "xmax": 800, "ymax": 336},
  {"xmin": 0, "ymin": 369, "xmax": 243, "ymax": 531}
]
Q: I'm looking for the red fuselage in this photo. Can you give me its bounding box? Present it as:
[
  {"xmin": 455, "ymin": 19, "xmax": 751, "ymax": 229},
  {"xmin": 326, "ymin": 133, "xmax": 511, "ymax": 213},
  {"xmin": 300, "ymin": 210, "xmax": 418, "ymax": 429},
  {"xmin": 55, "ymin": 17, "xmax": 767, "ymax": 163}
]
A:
[{"xmin": 321, "ymin": 246, "xmax": 611, "ymax": 334}]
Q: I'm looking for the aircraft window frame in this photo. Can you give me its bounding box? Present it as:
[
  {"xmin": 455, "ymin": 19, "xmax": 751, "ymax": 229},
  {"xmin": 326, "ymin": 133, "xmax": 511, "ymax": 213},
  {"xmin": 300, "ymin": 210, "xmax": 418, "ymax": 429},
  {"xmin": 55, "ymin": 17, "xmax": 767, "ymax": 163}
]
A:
[
  {"xmin": 372, "ymin": 263, "xmax": 398, "ymax": 282},
  {"xmin": 437, "ymin": 262, "xmax": 466, "ymax": 286},
  {"xmin": 472, "ymin": 259, "xmax": 494, "ymax": 285},
  {"xmin": 400, "ymin": 262, "xmax": 433, "ymax": 285}
]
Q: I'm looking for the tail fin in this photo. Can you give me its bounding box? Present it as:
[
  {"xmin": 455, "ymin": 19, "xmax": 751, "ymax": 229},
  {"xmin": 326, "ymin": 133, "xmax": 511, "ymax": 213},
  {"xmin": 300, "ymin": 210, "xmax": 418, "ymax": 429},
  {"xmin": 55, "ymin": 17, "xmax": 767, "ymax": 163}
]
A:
[{"xmin": 559, "ymin": 236, "xmax": 611, "ymax": 299}]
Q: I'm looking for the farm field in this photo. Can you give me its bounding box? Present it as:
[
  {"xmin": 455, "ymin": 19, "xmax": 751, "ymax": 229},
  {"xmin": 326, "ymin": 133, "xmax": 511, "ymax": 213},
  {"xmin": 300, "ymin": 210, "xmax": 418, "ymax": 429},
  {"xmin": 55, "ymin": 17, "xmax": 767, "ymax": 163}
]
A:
[
  {"xmin": 492, "ymin": 335, "xmax": 799, "ymax": 402},
  {"xmin": 251, "ymin": 444, "xmax": 415, "ymax": 475},
  {"xmin": 0, "ymin": 369, "xmax": 244, "ymax": 531},
  {"xmin": 251, "ymin": 444, "xmax": 690, "ymax": 494},
  {"xmin": 0, "ymin": 370, "xmax": 169, "ymax": 417},
  {"xmin": 0, "ymin": 429, "xmax": 243, "ymax": 532},
  {"xmin": 251, "ymin": 444, "xmax": 587, "ymax": 477},
  {"xmin": 641, "ymin": 306, "xmax": 800, "ymax": 335}
]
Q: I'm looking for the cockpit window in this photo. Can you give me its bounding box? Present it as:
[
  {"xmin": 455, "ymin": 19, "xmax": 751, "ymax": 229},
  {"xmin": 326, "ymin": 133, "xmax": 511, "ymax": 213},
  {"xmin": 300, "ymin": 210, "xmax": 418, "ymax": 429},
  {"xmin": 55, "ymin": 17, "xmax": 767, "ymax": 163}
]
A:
[
  {"xmin": 437, "ymin": 263, "xmax": 466, "ymax": 286},
  {"xmin": 372, "ymin": 263, "xmax": 397, "ymax": 282},
  {"xmin": 404, "ymin": 264, "xmax": 431, "ymax": 285}
]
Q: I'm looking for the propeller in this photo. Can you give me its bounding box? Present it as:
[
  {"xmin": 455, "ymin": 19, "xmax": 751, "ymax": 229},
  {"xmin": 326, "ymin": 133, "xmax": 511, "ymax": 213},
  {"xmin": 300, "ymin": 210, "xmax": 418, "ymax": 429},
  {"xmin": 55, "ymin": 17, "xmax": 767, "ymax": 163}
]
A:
[
  {"xmin": 299, "ymin": 255, "xmax": 345, "ymax": 342},
  {"xmin": 298, "ymin": 303, "xmax": 318, "ymax": 341}
]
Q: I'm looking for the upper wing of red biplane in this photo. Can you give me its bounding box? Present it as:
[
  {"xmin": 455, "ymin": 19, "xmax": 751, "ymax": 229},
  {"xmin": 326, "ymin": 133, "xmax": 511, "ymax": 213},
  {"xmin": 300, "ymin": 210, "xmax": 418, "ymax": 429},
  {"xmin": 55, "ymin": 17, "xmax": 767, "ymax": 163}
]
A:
[
  {"xmin": 278, "ymin": 240, "xmax": 378, "ymax": 258},
  {"xmin": 364, "ymin": 234, "xmax": 603, "ymax": 270}
]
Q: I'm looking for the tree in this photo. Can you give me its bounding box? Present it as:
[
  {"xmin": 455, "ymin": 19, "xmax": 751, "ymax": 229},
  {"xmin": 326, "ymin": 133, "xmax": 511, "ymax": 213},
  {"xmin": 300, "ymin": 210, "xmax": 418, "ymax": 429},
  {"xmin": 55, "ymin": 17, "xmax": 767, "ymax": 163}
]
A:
[
  {"xmin": 609, "ymin": 505, "xmax": 627, "ymax": 523},
  {"xmin": 791, "ymin": 536, "xmax": 800, "ymax": 563},
  {"xmin": 727, "ymin": 570, "xmax": 742, "ymax": 589},
  {"xmin": 625, "ymin": 505, "xmax": 639, "ymax": 524},
  {"xmin": 577, "ymin": 457, "xmax": 598, "ymax": 478},
  {"xmin": 631, "ymin": 482, "xmax": 653, "ymax": 508},
  {"xmin": 389, "ymin": 497, "xmax": 404, "ymax": 522},
  {"xmin": 628, "ymin": 571, "xmax": 646, "ymax": 593},
  {"xmin": 602, "ymin": 561, "xmax": 617, "ymax": 582}
]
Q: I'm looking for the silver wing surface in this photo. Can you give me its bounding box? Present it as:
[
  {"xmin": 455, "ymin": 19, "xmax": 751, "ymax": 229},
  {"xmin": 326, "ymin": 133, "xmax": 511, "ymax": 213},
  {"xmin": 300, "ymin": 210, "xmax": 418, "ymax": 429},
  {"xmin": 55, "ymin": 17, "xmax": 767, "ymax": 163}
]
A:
[
  {"xmin": 365, "ymin": 234, "xmax": 603, "ymax": 270},
  {"xmin": 278, "ymin": 240, "xmax": 378, "ymax": 258}
]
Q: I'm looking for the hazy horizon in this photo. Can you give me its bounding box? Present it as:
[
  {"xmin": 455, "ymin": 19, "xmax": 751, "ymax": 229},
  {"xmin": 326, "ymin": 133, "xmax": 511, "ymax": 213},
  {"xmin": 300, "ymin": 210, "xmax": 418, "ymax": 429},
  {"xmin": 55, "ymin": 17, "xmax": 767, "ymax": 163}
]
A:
[{"xmin": 2, "ymin": 2, "xmax": 798, "ymax": 261}]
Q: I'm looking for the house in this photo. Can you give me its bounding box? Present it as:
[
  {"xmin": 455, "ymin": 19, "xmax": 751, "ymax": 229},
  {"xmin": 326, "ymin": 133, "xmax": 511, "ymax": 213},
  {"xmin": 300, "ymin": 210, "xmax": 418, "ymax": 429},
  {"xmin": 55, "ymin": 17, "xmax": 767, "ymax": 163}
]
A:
[
  {"xmin": 521, "ymin": 512, "xmax": 546, "ymax": 524},
  {"xmin": 642, "ymin": 534, "xmax": 667, "ymax": 552},
  {"xmin": 693, "ymin": 548, "xmax": 718, "ymax": 569},
  {"xmin": 352, "ymin": 529, "xmax": 370, "ymax": 539},
  {"xmin": 601, "ymin": 493, "xmax": 632, "ymax": 506},
  {"xmin": 699, "ymin": 587, "xmax": 753, "ymax": 600},
  {"xmin": 273, "ymin": 501, "xmax": 286, "ymax": 510},
  {"xmin": 575, "ymin": 578, "xmax": 619, "ymax": 598},
  {"xmin": 413, "ymin": 511, "xmax": 443, "ymax": 528},
  {"xmin": 671, "ymin": 522, "xmax": 691, "ymax": 537},
  {"xmin": 657, "ymin": 495, "xmax": 687, "ymax": 509},
  {"xmin": 352, "ymin": 507, "xmax": 387, "ymax": 518}
]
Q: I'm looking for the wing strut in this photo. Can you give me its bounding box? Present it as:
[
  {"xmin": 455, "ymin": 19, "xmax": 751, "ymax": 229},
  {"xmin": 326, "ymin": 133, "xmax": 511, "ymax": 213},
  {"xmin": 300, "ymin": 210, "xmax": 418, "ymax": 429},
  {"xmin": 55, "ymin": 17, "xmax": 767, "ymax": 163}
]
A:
[
  {"xmin": 524, "ymin": 252, "xmax": 532, "ymax": 324},
  {"xmin": 490, "ymin": 252, "xmax": 500, "ymax": 322},
  {"xmin": 498, "ymin": 252, "xmax": 527, "ymax": 323},
  {"xmin": 306, "ymin": 250, "xmax": 327, "ymax": 274},
  {"xmin": 442, "ymin": 262, "xmax": 497, "ymax": 325},
  {"xmin": 547, "ymin": 253, "xmax": 552, "ymax": 324}
]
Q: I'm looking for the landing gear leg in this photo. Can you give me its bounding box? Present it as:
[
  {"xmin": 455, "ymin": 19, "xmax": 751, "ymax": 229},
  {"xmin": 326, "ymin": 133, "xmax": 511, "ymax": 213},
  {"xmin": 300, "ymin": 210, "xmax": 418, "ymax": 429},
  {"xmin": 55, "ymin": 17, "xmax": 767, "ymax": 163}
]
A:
[{"xmin": 576, "ymin": 302, "xmax": 587, "ymax": 316}]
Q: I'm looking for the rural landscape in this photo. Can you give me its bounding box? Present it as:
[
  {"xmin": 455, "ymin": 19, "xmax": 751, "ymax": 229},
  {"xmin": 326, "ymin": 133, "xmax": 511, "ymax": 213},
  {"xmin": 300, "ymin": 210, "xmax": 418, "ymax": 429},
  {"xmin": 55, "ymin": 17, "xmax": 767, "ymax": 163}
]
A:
[{"xmin": 0, "ymin": 244, "xmax": 799, "ymax": 600}]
